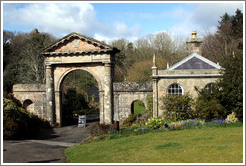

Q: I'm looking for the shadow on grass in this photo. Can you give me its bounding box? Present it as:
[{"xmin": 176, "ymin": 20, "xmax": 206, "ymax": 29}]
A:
[{"xmin": 155, "ymin": 143, "xmax": 182, "ymax": 150}]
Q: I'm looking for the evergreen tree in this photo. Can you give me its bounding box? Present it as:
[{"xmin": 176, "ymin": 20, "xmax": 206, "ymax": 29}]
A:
[{"xmin": 218, "ymin": 50, "xmax": 243, "ymax": 120}]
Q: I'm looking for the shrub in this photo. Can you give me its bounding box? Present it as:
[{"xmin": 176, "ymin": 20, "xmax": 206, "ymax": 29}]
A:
[
  {"xmin": 3, "ymin": 91, "xmax": 22, "ymax": 107},
  {"xmin": 62, "ymin": 88, "xmax": 89, "ymax": 116},
  {"xmin": 146, "ymin": 94, "xmax": 153, "ymax": 118},
  {"xmin": 194, "ymin": 86, "xmax": 227, "ymax": 121},
  {"xmin": 3, "ymin": 97, "xmax": 51, "ymax": 139},
  {"xmin": 145, "ymin": 116, "xmax": 168, "ymax": 130},
  {"xmin": 170, "ymin": 119, "xmax": 204, "ymax": 130},
  {"xmin": 3, "ymin": 116, "xmax": 19, "ymax": 139},
  {"xmin": 134, "ymin": 114, "xmax": 149, "ymax": 126},
  {"xmin": 86, "ymin": 122, "xmax": 116, "ymax": 136},
  {"xmin": 194, "ymin": 99, "xmax": 226, "ymax": 120},
  {"xmin": 161, "ymin": 93, "xmax": 194, "ymax": 121},
  {"xmin": 225, "ymin": 112, "xmax": 238, "ymax": 123},
  {"xmin": 168, "ymin": 121, "xmax": 185, "ymax": 130},
  {"xmin": 122, "ymin": 114, "xmax": 137, "ymax": 127}
]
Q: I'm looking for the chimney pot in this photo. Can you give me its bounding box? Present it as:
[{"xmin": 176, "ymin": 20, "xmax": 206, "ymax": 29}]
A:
[{"xmin": 191, "ymin": 31, "xmax": 197, "ymax": 38}]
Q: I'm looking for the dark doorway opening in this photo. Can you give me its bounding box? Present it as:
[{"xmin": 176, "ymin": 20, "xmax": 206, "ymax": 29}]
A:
[{"xmin": 60, "ymin": 69, "xmax": 100, "ymax": 126}]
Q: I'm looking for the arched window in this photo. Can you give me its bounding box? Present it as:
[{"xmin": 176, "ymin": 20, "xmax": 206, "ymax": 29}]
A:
[
  {"xmin": 204, "ymin": 83, "xmax": 216, "ymax": 93},
  {"xmin": 167, "ymin": 83, "xmax": 183, "ymax": 95}
]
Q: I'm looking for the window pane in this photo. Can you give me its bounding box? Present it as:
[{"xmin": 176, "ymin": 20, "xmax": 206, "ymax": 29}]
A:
[{"xmin": 168, "ymin": 83, "xmax": 183, "ymax": 95}]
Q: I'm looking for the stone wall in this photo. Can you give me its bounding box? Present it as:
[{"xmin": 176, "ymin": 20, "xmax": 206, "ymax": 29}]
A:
[
  {"xmin": 156, "ymin": 69, "xmax": 221, "ymax": 116},
  {"xmin": 113, "ymin": 82, "xmax": 153, "ymax": 123},
  {"xmin": 13, "ymin": 82, "xmax": 153, "ymax": 124},
  {"xmin": 13, "ymin": 84, "xmax": 46, "ymax": 119}
]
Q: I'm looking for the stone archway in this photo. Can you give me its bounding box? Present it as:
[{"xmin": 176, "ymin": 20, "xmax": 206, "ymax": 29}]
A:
[
  {"xmin": 41, "ymin": 32, "xmax": 119, "ymax": 125},
  {"xmin": 56, "ymin": 67, "xmax": 102, "ymax": 125}
]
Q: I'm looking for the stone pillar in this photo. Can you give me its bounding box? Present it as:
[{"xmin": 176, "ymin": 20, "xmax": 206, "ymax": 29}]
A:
[
  {"xmin": 45, "ymin": 64, "xmax": 54, "ymax": 124},
  {"xmin": 152, "ymin": 54, "xmax": 158, "ymax": 117},
  {"xmin": 104, "ymin": 63, "xmax": 113, "ymax": 124},
  {"xmin": 113, "ymin": 93, "xmax": 119, "ymax": 122},
  {"xmin": 55, "ymin": 91, "xmax": 61, "ymax": 124},
  {"xmin": 152, "ymin": 78, "xmax": 158, "ymax": 117},
  {"xmin": 99, "ymin": 90, "xmax": 104, "ymax": 124}
]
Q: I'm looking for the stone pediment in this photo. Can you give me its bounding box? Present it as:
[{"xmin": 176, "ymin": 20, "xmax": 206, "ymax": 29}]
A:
[
  {"xmin": 167, "ymin": 53, "xmax": 223, "ymax": 70},
  {"xmin": 42, "ymin": 32, "xmax": 117, "ymax": 56}
]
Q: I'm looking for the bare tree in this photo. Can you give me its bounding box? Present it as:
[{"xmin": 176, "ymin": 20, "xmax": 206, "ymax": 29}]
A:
[{"xmin": 3, "ymin": 29, "xmax": 56, "ymax": 91}]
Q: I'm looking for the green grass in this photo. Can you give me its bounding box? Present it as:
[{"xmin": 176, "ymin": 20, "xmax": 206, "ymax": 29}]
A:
[
  {"xmin": 133, "ymin": 101, "xmax": 146, "ymax": 115},
  {"xmin": 65, "ymin": 127, "xmax": 243, "ymax": 163}
]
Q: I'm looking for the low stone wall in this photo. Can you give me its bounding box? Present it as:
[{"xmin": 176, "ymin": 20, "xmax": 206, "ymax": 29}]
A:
[
  {"xmin": 13, "ymin": 84, "xmax": 46, "ymax": 119},
  {"xmin": 113, "ymin": 82, "xmax": 153, "ymax": 123},
  {"xmin": 113, "ymin": 82, "xmax": 152, "ymax": 92},
  {"xmin": 12, "ymin": 82, "xmax": 154, "ymax": 124}
]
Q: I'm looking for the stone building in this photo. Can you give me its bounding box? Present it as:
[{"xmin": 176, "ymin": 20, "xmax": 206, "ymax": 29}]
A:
[
  {"xmin": 12, "ymin": 31, "xmax": 223, "ymax": 125},
  {"xmin": 152, "ymin": 31, "xmax": 223, "ymax": 117}
]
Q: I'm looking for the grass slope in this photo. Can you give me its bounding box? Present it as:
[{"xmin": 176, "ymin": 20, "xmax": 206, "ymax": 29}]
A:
[{"xmin": 65, "ymin": 127, "xmax": 243, "ymax": 163}]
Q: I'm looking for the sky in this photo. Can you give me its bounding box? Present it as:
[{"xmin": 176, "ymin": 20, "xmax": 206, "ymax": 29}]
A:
[{"xmin": 2, "ymin": 1, "xmax": 244, "ymax": 42}]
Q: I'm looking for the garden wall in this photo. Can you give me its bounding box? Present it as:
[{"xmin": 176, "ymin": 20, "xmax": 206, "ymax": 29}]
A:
[
  {"xmin": 113, "ymin": 82, "xmax": 153, "ymax": 123},
  {"xmin": 13, "ymin": 84, "xmax": 46, "ymax": 119}
]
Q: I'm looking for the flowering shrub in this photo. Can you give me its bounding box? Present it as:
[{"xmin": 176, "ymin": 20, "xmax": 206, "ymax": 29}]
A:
[
  {"xmin": 168, "ymin": 119, "xmax": 203, "ymax": 130},
  {"xmin": 169, "ymin": 121, "xmax": 184, "ymax": 130},
  {"xmin": 225, "ymin": 112, "xmax": 238, "ymax": 123},
  {"xmin": 145, "ymin": 116, "xmax": 167, "ymax": 129}
]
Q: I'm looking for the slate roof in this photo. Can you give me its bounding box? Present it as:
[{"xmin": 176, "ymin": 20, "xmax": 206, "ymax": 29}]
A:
[
  {"xmin": 41, "ymin": 32, "xmax": 119, "ymax": 55},
  {"xmin": 167, "ymin": 53, "xmax": 223, "ymax": 71}
]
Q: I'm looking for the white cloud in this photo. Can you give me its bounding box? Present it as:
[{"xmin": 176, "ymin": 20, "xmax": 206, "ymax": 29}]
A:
[
  {"xmin": 94, "ymin": 22, "xmax": 141, "ymax": 42},
  {"xmin": 191, "ymin": 3, "xmax": 243, "ymax": 29},
  {"xmin": 169, "ymin": 2, "xmax": 244, "ymax": 38},
  {"xmin": 3, "ymin": 3, "xmax": 142, "ymax": 42},
  {"xmin": 4, "ymin": 3, "xmax": 96, "ymax": 36},
  {"xmin": 3, "ymin": 2, "xmax": 244, "ymax": 42}
]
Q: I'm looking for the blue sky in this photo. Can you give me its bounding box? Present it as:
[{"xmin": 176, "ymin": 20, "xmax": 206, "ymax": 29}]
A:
[{"xmin": 2, "ymin": 1, "xmax": 244, "ymax": 42}]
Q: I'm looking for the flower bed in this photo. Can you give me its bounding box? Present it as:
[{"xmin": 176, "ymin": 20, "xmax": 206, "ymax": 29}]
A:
[{"xmin": 107, "ymin": 118, "xmax": 242, "ymax": 140}]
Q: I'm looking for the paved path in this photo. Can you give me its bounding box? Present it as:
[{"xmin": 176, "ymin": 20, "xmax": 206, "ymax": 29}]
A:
[
  {"xmin": 3, "ymin": 125, "xmax": 90, "ymax": 163},
  {"xmin": 3, "ymin": 110, "xmax": 99, "ymax": 163}
]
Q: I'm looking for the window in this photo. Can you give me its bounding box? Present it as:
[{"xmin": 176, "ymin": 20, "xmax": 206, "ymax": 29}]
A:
[
  {"xmin": 204, "ymin": 83, "xmax": 216, "ymax": 93},
  {"xmin": 167, "ymin": 83, "xmax": 183, "ymax": 95}
]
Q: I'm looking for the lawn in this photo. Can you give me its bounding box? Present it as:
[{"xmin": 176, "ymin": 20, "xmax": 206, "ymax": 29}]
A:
[
  {"xmin": 65, "ymin": 126, "xmax": 243, "ymax": 163},
  {"xmin": 133, "ymin": 100, "xmax": 146, "ymax": 115}
]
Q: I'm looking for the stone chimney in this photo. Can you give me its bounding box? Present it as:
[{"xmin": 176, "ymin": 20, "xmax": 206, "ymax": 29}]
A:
[
  {"xmin": 186, "ymin": 31, "xmax": 202, "ymax": 55},
  {"xmin": 30, "ymin": 28, "xmax": 39, "ymax": 35}
]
